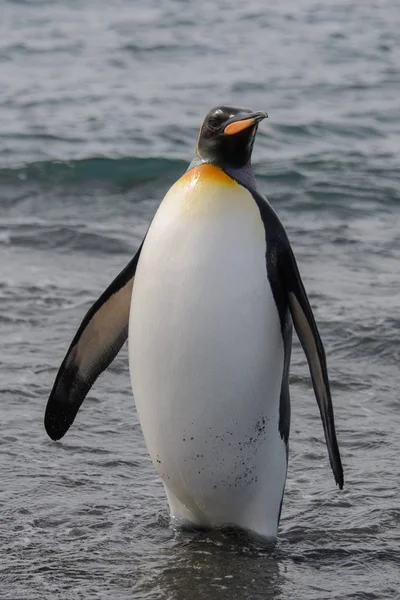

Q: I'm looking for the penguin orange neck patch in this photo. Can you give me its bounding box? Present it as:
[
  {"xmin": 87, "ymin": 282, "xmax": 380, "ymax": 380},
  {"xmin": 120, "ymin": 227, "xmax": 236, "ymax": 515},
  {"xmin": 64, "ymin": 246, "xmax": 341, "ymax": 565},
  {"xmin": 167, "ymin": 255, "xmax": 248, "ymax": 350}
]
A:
[
  {"xmin": 179, "ymin": 164, "xmax": 238, "ymax": 189},
  {"xmin": 161, "ymin": 162, "xmax": 251, "ymax": 220}
]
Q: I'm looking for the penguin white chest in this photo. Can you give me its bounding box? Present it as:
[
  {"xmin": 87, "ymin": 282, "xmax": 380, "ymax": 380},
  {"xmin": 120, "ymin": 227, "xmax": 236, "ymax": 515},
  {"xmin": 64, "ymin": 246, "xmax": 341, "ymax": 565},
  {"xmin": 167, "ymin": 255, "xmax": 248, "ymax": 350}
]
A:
[{"xmin": 129, "ymin": 164, "xmax": 286, "ymax": 536}]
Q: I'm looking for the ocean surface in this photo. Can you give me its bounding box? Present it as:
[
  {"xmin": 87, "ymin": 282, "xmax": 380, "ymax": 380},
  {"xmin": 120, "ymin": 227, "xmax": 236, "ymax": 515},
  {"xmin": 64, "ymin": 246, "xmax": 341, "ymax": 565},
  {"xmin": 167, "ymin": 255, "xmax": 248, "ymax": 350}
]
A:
[{"xmin": 1, "ymin": 0, "xmax": 400, "ymax": 598}]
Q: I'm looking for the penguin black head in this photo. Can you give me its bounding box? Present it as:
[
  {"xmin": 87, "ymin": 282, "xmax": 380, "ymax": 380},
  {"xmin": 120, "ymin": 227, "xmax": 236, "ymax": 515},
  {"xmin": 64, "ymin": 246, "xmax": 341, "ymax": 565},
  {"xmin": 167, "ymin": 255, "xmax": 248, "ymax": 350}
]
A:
[{"xmin": 196, "ymin": 106, "xmax": 268, "ymax": 169}]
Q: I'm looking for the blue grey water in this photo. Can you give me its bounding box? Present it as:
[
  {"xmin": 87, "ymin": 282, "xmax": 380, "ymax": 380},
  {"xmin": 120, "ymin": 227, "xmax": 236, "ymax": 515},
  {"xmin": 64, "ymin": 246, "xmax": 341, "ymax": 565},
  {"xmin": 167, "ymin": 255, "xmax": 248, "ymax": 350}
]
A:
[{"xmin": 1, "ymin": 0, "xmax": 399, "ymax": 598}]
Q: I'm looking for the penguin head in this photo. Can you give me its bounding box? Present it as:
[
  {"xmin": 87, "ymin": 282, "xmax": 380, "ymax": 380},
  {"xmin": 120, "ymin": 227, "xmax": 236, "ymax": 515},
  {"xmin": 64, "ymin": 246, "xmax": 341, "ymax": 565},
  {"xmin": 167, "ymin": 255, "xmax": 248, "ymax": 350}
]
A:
[{"xmin": 196, "ymin": 106, "xmax": 267, "ymax": 169}]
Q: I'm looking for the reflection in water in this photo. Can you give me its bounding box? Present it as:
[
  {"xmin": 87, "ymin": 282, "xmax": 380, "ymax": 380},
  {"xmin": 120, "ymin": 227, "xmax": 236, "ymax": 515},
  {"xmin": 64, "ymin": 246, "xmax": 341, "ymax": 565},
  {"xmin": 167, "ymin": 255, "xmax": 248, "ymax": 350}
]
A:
[{"xmin": 137, "ymin": 527, "xmax": 283, "ymax": 600}]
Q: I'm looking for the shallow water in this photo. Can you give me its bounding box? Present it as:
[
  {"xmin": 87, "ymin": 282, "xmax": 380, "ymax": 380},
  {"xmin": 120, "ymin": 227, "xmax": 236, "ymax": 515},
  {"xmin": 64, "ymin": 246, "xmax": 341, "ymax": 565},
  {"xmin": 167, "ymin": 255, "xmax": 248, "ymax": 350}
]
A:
[{"xmin": 1, "ymin": 0, "xmax": 400, "ymax": 598}]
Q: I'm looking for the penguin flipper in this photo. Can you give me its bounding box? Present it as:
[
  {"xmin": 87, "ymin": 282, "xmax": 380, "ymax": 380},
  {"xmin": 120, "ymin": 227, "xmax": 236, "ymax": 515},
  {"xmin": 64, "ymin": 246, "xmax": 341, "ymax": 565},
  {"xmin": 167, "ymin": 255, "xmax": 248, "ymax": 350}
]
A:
[
  {"xmin": 44, "ymin": 243, "xmax": 143, "ymax": 441},
  {"xmin": 282, "ymin": 245, "xmax": 344, "ymax": 490}
]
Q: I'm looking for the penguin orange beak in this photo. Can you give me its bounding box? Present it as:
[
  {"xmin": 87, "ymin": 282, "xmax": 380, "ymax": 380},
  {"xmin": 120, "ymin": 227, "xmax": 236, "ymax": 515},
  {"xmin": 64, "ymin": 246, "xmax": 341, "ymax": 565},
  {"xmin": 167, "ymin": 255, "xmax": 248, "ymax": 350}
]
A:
[{"xmin": 224, "ymin": 111, "xmax": 268, "ymax": 135}]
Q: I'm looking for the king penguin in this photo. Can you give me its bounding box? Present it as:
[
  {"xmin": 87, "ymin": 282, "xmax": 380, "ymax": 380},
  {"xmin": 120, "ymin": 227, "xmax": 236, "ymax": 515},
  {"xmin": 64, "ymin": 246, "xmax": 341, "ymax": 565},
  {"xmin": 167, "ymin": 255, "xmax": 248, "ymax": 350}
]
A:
[{"xmin": 44, "ymin": 106, "xmax": 344, "ymax": 541}]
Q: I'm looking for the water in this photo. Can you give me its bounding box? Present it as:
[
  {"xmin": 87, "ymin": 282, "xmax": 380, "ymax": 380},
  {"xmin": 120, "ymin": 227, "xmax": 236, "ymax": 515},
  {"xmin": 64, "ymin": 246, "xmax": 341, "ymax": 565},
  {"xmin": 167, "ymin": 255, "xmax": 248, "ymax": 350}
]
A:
[{"xmin": 1, "ymin": 0, "xmax": 400, "ymax": 598}]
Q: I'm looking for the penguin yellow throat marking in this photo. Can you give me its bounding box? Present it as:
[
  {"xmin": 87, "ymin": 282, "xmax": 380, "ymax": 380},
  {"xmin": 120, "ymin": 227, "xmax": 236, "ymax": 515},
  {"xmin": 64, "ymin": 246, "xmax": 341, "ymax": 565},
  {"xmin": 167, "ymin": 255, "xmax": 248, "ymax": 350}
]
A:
[
  {"xmin": 163, "ymin": 163, "xmax": 257, "ymax": 221},
  {"xmin": 180, "ymin": 163, "xmax": 238, "ymax": 189}
]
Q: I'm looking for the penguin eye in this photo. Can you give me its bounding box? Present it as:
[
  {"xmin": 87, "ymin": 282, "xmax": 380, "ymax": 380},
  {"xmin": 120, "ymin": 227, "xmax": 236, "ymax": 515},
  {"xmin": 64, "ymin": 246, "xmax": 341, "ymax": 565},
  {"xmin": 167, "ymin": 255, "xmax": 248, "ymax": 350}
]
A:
[{"xmin": 208, "ymin": 117, "xmax": 222, "ymax": 132}]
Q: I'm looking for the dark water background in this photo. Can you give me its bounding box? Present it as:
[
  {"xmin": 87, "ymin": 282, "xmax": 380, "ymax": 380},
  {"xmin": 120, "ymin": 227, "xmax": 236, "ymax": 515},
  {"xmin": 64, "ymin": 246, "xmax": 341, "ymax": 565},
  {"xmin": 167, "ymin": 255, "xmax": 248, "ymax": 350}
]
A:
[{"xmin": 1, "ymin": 0, "xmax": 400, "ymax": 598}]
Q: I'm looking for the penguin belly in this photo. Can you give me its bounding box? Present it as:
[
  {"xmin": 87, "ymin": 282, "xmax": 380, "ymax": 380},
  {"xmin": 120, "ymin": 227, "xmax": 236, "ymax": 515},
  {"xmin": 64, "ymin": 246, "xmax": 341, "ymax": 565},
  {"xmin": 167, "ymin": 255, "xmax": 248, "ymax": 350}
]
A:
[{"xmin": 129, "ymin": 165, "xmax": 287, "ymax": 540}]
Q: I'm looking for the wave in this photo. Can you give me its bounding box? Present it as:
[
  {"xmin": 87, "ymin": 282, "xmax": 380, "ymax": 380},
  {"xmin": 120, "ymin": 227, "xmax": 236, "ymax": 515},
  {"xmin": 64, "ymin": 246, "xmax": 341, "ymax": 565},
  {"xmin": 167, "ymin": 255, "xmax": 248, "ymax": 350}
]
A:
[
  {"xmin": 0, "ymin": 223, "xmax": 135, "ymax": 255},
  {"xmin": 0, "ymin": 156, "xmax": 187, "ymax": 188}
]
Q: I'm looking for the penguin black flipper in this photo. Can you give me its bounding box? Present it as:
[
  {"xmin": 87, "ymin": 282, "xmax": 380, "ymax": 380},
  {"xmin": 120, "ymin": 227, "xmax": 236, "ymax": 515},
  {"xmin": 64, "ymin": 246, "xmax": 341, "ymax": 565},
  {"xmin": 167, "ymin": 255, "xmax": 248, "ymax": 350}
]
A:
[
  {"xmin": 281, "ymin": 242, "xmax": 344, "ymax": 489},
  {"xmin": 249, "ymin": 189, "xmax": 344, "ymax": 490},
  {"xmin": 44, "ymin": 242, "xmax": 143, "ymax": 441}
]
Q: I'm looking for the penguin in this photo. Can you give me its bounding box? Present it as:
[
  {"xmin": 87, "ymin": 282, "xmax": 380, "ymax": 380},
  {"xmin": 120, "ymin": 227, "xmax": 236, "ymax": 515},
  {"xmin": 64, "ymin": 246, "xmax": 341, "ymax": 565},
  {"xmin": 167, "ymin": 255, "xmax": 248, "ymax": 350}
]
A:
[{"xmin": 44, "ymin": 106, "xmax": 343, "ymax": 542}]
